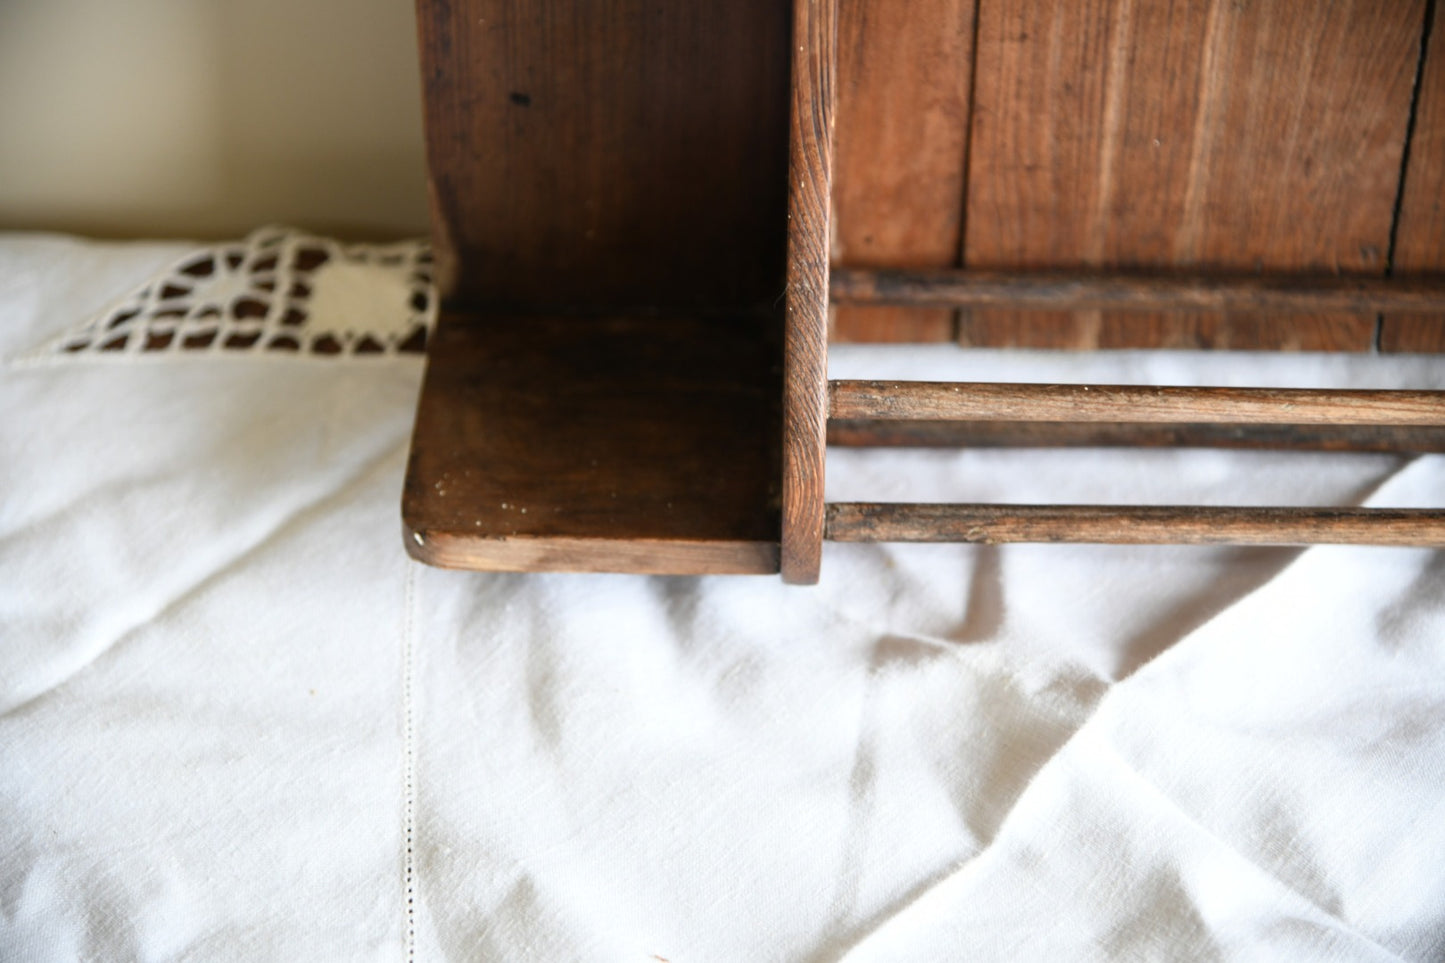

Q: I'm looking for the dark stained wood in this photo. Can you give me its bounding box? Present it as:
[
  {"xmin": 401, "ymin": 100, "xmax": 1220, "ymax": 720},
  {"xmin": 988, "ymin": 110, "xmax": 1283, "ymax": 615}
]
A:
[
  {"xmin": 832, "ymin": 268, "xmax": 1445, "ymax": 314},
  {"xmin": 829, "ymin": 381, "xmax": 1445, "ymax": 425},
  {"xmin": 1385, "ymin": 5, "xmax": 1445, "ymax": 353},
  {"xmin": 406, "ymin": 0, "xmax": 795, "ymax": 575},
  {"xmin": 782, "ymin": 0, "xmax": 837, "ymax": 584},
  {"xmin": 403, "ymin": 312, "xmax": 780, "ymax": 575},
  {"xmin": 960, "ymin": 0, "xmax": 1423, "ymax": 350},
  {"xmin": 405, "ymin": 0, "xmax": 1443, "ymax": 578},
  {"xmin": 415, "ymin": 0, "xmax": 791, "ymax": 314},
  {"xmin": 827, "ymin": 420, "xmax": 1445, "ymax": 453},
  {"xmin": 825, "ymin": 503, "xmax": 1445, "ymax": 547},
  {"xmin": 829, "ymin": 0, "xmax": 975, "ymax": 342}
]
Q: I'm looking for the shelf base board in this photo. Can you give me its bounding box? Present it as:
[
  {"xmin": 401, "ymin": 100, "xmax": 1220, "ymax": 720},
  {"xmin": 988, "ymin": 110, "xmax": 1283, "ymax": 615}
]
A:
[{"xmin": 403, "ymin": 311, "xmax": 781, "ymax": 575}]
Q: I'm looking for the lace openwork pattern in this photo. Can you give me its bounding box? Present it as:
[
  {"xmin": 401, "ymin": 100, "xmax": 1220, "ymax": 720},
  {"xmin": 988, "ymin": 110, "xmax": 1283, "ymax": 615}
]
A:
[{"xmin": 34, "ymin": 227, "xmax": 436, "ymax": 361}]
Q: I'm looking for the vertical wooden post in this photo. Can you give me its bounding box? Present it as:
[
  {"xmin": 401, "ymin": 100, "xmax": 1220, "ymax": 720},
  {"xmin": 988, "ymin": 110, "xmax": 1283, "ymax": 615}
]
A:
[{"xmin": 782, "ymin": 0, "xmax": 837, "ymax": 584}]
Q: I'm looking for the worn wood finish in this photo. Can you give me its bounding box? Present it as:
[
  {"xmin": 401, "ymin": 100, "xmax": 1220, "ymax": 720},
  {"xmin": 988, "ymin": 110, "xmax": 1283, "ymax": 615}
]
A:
[
  {"xmin": 404, "ymin": 312, "xmax": 780, "ymax": 575},
  {"xmin": 415, "ymin": 0, "xmax": 791, "ymax": 313},
  {"xmin": 827, "ymin": 420, "xmax": 1445, "ymax": 453},
  {"xmin": 830, "ymin": 381, "xmax": 1445, "ymax": 426},
  {"xmin": 825, "ymin": 503, "xmax": 1445, "ymax": 547},
  {"xmin": 781, "ymin": 0, "xmax": 837, "ymax": 585},
  {"xmin": 406, "ymin": 0, "xmax": 795, "ymax": 575},
  {"xmin": 1386, "ymin": 4, "xmax": 1445, "ymax": 353},
  {"xmin": 404, "ymin": 0, "xmax": 1445, "ymax": 577},
  {"xmin": 829, "ymin": 0, "xmax": 974, "ymax": 342},
  {"xmin": 832, "ymin": 268, "xmax": 1445, "ymax": 315},
  {"xmin": 410, "ymin": 535, "xmax": 777, "ymax": 576},
  {"xmin": 960, "ymin": 0, "xmax": 1423, "ymax": 350}
]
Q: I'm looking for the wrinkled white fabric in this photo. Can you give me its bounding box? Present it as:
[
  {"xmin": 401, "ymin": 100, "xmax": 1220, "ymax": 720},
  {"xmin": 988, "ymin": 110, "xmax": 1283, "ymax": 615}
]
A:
[{"xmin": 2, "ymin": 233, "xmax": 1443, "ymax": 962}]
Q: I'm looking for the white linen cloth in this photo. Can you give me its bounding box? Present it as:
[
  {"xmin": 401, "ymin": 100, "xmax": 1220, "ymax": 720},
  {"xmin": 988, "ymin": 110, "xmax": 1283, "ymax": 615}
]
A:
[{"xmin": 2, "ymin": 232, "xmax": 1443, "ymax": 961}]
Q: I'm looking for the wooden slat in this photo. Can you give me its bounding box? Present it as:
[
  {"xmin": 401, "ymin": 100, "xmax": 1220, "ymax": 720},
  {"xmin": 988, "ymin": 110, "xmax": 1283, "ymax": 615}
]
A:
[
  {"xmin": 832, "ymin": 269, "xmax": 1445, "ymax": 314},
  {"xmin": 829, "ymin": 0, "xmax": 975, "ymax": 342},
  {"xmin": 414, "ymin": 0, "xmax": 791, "ymax": 313},
  {"xmin": 829, "ymin": 381, "xmax": 1445, "ymax": 426},
  {"xmin": 825, "ymin": 503, "xmax": 1445, "ymax": 547},
  {"xmin": 1385, "ymin": 4, "xmax": 1445, "ymax": 353},
  {"xmin": 781, "ymin": 0, "xmax": 837, "ymax": 584},
  {"xmin": 827, "ymin": 420, "xmax": 1445, "ymax": 453},
  {"xmin": 961, "ymin": 0, "xmax": 1423, "ymax": 350}
]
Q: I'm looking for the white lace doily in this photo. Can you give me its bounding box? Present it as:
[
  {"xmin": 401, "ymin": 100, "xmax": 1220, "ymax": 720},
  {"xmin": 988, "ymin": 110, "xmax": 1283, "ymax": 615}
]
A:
[{"xmin": 27, "ymin": 226, "xmax": 435, "ymax": 361}]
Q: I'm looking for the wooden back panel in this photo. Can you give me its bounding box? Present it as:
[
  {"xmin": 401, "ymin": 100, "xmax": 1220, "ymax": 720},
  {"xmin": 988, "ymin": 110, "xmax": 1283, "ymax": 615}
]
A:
[
  {"xmin": 416, "ymin": 0, "xmax": 791, "ymax": 315},
  {"xmin": 831, "ymin": 0, "xmax": 1442, "ymax": 350},
  {"xmin": 1387, "ymin": 6, "xmax": 1445, "ymax": 353}
]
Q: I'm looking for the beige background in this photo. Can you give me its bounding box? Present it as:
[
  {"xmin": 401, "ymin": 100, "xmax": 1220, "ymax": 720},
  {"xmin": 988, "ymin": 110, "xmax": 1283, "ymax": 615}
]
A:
[{"xmin": 0, "ymin": 0, "xmax": 431, "ymax": 241}]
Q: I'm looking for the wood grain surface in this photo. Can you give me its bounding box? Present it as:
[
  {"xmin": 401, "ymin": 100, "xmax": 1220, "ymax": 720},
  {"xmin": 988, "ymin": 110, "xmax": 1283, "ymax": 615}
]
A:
[
  {"xmin": 1385, "ymin": 4, "xmax": 1445, "ymax": 353},
  {"xmin": 832, "ymin": 268, "xmax": 1445, "ymax": 314},
  {"xmin": 826, "ymin": 420, "xmax": 1445, "ymax": 453},
  {"xmin": 404, "ymin": 312, "xmax": 780, "ymax": 575},
  {"xmin": 414, "ymin": 0, "xmax": 791, "ymax": 314},
  {"xmin": 781, "ymin": 0, "xmax": 837, "ymax": 584},
  {"xmin": 407, "ymin": 0, "xmax": 794, "ymax": 575},
  {"xmin": 829, "ymin": 381, "xmax": 1445, "ymax": 425},
  {"xmin": 826, "ymin": 503, "xmax": 1445, "ymax": 547},
  {"xmin": 959, "ymin": 0, "xmax": 1424, "ymax": 350},
  {"xmin": 829, "ymin": 0, "xmax": 975, "ymax": 342}
]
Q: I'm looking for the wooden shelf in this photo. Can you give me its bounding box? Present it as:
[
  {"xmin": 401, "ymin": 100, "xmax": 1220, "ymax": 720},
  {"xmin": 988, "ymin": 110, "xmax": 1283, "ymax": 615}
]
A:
[
  {"xmin": 403, "ymin": 0, "xmax": 1445, "ymax": 578},
  {"xmin": 403, "ymin": 311, "xmax": 781, "ymax": 575}
]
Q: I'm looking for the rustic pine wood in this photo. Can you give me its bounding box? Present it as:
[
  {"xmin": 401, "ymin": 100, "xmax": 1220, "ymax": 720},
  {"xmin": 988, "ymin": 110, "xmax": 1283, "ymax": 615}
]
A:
[
  {"xmin": 414, "ymin": 0, "xmax": 791, "ymax": 313},
  {"xmin": 832, "ymin": 269, "xmax": 1445, "ymax": 315},
  {"xmin": 781, "ymin": 0, "xmax": 837, "ymax": 585},
  {"xmin": 405, "ymin": 0, "xmax": 794, "ymax": 575},
  {"xmin": 1385, "ymin": 5, "xmax": 1445, "ymax": 353},
  {"xmin": 404, "ymin": 313, "xmax": 780, "ymax": 575},
  {"xmin": 829, "ymin": 0, "xmax": 974, "ymax": 343},
  {"xmin": 827, "ymin": 420, "xmax": 1445, "ymax": 453},
  {"xmin": 826, "ymin": 504, "xmax": 1445, "ymax": 547},
  {"xmin": 959, "ymin": 0, "xmax": 1423, "ymax": 350},
  {"xmin": 405, "ymin": 0, "xmax": 1445, "ymax": 577},
  {"xmin": 829, "ymin": 381, "xmax": 1445, "ymax": 426}
]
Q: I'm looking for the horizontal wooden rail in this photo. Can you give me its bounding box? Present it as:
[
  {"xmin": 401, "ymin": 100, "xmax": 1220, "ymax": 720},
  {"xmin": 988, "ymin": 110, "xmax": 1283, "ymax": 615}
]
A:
[
  {"xmin": 828, "ymin": 381, "xmax": 1445, "ymax": 426},
  {"xmin": 825, "ymin": 503, "xmax": 1445, "ymax": 546},
  {"xmin": 829, "ymin": 268, "xmax": 1445, "ymax": 313},
  {"xmin": 826, "ymin": 420, "xmax": 1445, "ymax": 452}
]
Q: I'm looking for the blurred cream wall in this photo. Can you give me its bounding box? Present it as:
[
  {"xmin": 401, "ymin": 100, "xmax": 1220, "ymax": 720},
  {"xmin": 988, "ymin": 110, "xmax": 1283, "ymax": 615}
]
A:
[{"xmin": 0, "ymin": 0, "xmax": 430, "ymax": 240}]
